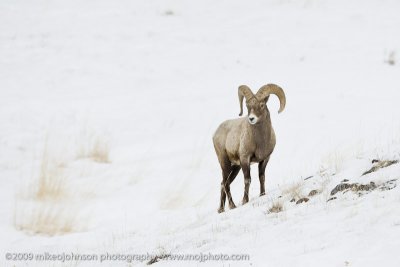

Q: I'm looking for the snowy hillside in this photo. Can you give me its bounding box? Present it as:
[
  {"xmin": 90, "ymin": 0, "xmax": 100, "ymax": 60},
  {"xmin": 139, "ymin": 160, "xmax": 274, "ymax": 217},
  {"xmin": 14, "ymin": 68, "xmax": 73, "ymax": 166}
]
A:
[{"xmin": 1, "ymin": 0, "xmax": 400, "ymax": 266}]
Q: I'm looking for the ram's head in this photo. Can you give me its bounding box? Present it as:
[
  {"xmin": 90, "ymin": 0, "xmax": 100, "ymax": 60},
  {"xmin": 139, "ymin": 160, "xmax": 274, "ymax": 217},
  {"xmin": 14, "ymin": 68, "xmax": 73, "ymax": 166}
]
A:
[{"xmin": 238, "ymin": 84, "xmax": 286, "ymax": 125}]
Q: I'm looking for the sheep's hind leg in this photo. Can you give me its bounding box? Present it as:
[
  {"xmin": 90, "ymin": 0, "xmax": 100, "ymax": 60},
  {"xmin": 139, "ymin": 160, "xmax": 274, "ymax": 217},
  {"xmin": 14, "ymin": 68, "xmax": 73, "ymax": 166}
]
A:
[
  {"xmin": 225, "ymin": 165, "xmax": 241, "ymax": 210},
  {"xmin": 218, "ymin": 180, "xmax": 227, "ymax": 213},
  {"xmin": 218, "ymin": 157, "xmax": 231, "ymax": 213}
]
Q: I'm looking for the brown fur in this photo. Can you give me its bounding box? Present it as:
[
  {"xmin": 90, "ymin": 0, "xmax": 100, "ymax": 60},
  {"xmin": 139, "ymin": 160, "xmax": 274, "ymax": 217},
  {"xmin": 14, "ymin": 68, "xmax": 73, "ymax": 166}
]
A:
[{"xmin": 213, "ymin": 84, "xmax": 286, "ymax": 213}]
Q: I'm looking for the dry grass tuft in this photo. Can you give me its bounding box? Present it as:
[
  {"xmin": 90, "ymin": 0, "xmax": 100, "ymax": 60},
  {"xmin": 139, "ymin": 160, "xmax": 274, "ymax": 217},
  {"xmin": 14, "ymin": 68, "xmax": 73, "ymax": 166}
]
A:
[
  {"xmin": 35, "ymin": 151, "xmax": 67, "ymax": 200},
  {"xmin": 385, "ymin": 50, "xmax": 396, "ymax": 65},
  {"xmin": 321, "ymin": 150, "xmax": 345, "ymax": 174},
  {"xmin": 282, "ymin": 181, "xmax": 304, "ymax": 201},
  {"xmin": 91, "ymin": 137, "xmax": 110, "ymax": 163},
  {"xmin": 15, "ymin": 141, "xmax": 87, "ymax": 236},
  {"xmin": 14, "ymin": 201, "xmax": 82, "ymax": 236},
  {"xmin": 267, "ymin": 200, "xmax": 284, "ymax": 214},
  {"xmin": 77, "ymin": 133, "xmax": 110, "ymax": 163}
]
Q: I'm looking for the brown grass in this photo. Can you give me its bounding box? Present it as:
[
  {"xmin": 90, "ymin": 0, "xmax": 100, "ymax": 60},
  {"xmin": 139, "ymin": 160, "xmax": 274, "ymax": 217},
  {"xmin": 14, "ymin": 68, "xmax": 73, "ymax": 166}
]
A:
[
  {"xmin": 35, "ymin": 150, "xmax": 67, "ymax": 200},
  {"xmin": 90, "ymin": 137, "xmax": 110, "ymax": 163},
  {"xmin": 321, "ymin": 150, "xmax": 345, "ymax": 174},
  {"xmin": 267, "ymin": 200, "xmax": 284, "ymax": 214},
  {"xmin": 282, "ymin": 181, "xmax": 304, "ymax": 201},
  {"xmin": 14, "ymin": 201, "xmax": 81, "ymax": 236},
  {"xmin": 77, "ymin": 134, "xmax": 110, "ymax": 163},
  {"xmin": 14, "ymin": 142, "xmax": 86, "ymax": 236}
]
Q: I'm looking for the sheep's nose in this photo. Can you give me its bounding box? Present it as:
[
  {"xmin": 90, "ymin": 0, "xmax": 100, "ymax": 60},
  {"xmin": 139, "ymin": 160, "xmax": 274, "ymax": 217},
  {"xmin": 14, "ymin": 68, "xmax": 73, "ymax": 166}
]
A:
[{"xmin": 249, "ymin": 117, "xmax": 254, "ymax": 122}]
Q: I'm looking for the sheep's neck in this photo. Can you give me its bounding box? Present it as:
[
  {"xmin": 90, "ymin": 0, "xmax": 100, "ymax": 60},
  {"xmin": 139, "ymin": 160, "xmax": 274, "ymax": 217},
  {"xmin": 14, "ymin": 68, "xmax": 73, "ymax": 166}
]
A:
[{"xmin": 249, "ymin": 115, "xmax": 272, "ymax": 149}]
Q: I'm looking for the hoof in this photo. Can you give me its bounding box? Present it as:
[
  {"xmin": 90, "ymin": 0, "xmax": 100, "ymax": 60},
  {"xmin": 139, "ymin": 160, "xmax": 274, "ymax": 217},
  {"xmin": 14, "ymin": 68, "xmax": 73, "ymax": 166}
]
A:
[
  {"xmin": 217, "ymin": 208, "xmax": 225, "ymax": 213},
  {"xmin": 242, "ymin": 198, "xmax": 249, "ymax": 205},
  {"xmin": 229, "ymin": 203, "xmax": 236, "ymax": 210},
  {"xmin": 260, "ymin": 192, "xmax": 266, "ymax": 197}
]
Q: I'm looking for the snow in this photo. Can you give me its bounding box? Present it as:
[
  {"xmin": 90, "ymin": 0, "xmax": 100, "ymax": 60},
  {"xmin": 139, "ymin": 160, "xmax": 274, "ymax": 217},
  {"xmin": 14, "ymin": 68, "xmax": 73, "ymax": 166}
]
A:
[{"xmin": 1, "ymin": 0, "xmax": 400, "ymax": 266}]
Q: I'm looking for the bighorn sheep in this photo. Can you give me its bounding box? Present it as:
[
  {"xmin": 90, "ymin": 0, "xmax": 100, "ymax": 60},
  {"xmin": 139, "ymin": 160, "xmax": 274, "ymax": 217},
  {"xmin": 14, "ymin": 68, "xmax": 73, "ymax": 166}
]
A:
[{"xmin": 213, "ymin": 84, "xmax": 286, "ymax": 213}]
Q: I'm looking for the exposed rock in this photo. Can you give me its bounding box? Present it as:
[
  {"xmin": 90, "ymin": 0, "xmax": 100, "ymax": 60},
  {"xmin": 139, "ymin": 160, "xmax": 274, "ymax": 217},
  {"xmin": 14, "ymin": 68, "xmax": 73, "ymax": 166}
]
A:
[
  {"xmin": 296, "ymin": 197, "xmax": 309, "ymax": 204},
  {"xmin": 327, "ymin": 197, "xmax": 337, "ymax": 202},
  {"xmin": 147, "ymin": 254, "xmax": 171, "ymax": 265},
  {"xmin": 341, "ymin": 179, "xmax": 349, "ymax": 183},
  {"xmin": 379, "ymin": 179, "xmax": 398, "ymax": 191},
  {"xmin": 330, "ymin": 183, "xmax": 352, "ymax": 195},
  {"xmin": 330, "ymin": 178, "xmax": 398, "ymax": 198},
  {"xmin": 290, "ymin": 198, "xmax": 296, "ymax": 203},
  {"xmin": 304, "ymin": 175, "xmax": 313, "ymax": 180},
  {"xmin": 308, "ymin": 190, "xmax": 319, "ymax": 197},
  {"xmin": 362, "ymin": 160, "xmax": 398, "ymax": 176},
  {"xmin": 330, "ymin": 182, "xmax": 376, "ymax": 196}
]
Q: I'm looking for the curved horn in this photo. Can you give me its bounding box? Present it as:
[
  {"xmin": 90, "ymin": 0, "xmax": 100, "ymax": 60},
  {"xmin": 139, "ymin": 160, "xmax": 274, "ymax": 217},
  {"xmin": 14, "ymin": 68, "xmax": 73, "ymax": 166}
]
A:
[
  {"xmin": 256, "ymin": 84, "xmax": 286, "ymax": 113},
  {"xmin": 238, "ymin": 85, "xmax": 255, "ymax": 116}
]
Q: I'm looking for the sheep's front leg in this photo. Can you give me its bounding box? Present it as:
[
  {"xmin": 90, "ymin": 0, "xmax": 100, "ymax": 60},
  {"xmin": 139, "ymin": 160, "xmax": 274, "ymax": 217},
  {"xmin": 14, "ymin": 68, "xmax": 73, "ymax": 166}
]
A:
[
  {"xmin": 240, "ymin": 159, "xmax": 251, "ymax": 205},
  {"xmin": 258, "ymin": 157, "xmax": 270, "ymax": 196}
]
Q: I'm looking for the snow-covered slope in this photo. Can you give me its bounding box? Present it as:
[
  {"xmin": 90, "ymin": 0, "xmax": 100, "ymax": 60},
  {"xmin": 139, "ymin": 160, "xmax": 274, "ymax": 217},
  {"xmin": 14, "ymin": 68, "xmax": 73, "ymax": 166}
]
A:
[{"xmin": 1, "ymin": 0, "xmax": 400, "ymax": 266}]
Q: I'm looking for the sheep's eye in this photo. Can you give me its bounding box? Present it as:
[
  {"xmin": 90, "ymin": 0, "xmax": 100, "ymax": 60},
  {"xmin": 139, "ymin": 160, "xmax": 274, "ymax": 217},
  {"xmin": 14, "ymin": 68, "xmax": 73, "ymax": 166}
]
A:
[{"xmin": 259, "ymin": 103, "xmax": 264, "ymax": 108}]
